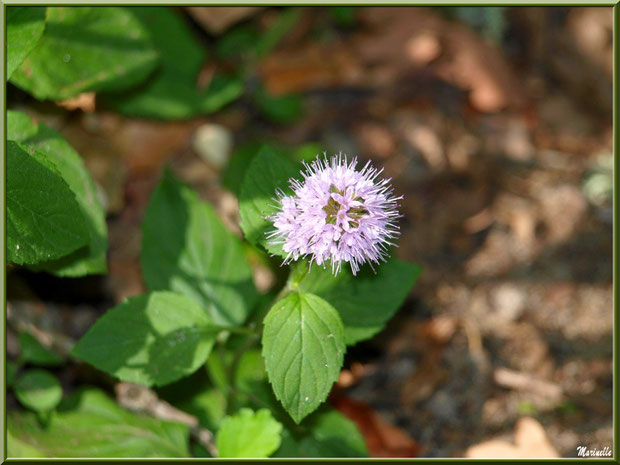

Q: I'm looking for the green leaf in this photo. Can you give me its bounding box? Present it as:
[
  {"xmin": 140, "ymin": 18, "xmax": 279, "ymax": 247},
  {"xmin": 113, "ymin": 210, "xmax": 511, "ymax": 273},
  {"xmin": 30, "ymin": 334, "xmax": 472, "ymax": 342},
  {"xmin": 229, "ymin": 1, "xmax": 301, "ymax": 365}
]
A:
[
  {"xmin": 235, "ymin": 348, "xmax": 267, "ymax": 393},
  {"xmin": 7, "ymin": 361, "xmax": 19, "ymax": 388},
  {"xmin": 254, "ymin": 86, "xmax": 303, "ymax": 124},
  {"xmin": 299, "ymin": 259, "xmax": 422, "ymax": 345},
  {"xmin": 7, "ymin": 7, "xmax": 46, "ymax": 80},
  {"xmin": 215, "ymin": 7, "xmax": 299, "ymax": 62},
  {"xmin": 216, "ymin": 25, "xmax": 259, "ymax": 60},
  {"xmin": 19, "ymin": 332, "xmax": 63, "ymax": 366},
  {"xmin": 216, "ymin": 408, "xmax": 283, "ymax": 458},
  {"xmin": 254, "ymin": 8, "xmax": 301, "ymax": 58},
  {"xmin": 8, "ymin": 388, "xmax": 190, "ymax": 457},
  {"xmin": 205, "ymin": 350, "xmax": 231, "ymax": 394},
  {"xmin": 141, "ymin": 169, "xmax": 257, "ymax": 326},
  {"xmin": 224, "ymin": 142, "xmax": 322, "ymax": 196},
  {"xmin": 192, "ymin": 442, "xmax": 213, "ymax": 458},
  {"xmin": 239, "ymin": 146, "xmax": 299, "ymax": 257},
  {"xmin": 275, "ymin": 409, "xmax": 368, "ymax": 458},
  {"xmin": 291, "ymin": 142, "xmax": 324, "ymax": 163},
  {"xmin": 262, "ymin": 292, "xmax": 345, "ymax": 423},
  {"xmin": 7, "ymin": 428, "xmax": 45, "ymax": 458},
  {"xmin": 8, "ymin": 110, "xmax": 108, "ymax": 276},
  {"xmin": 101, "ymin": 7, "xmax": 202, "ymax": 119},
  {"xmin": 199, "ymin": 74, "xmax": 244, "ymax": 114},
  {"xmin": 14, "ymin": 369, "xmax": 62, "ymax": 413},
  {"xmin": 222, "ymin": 142, "xmax": 262, "ymax": 196},
  {"xmin": 102, "ymin": 8, "xmax": 242, "ymax": 119},
  {"xmin": 329, "ymin": 7, "xmax": 358, "ymax": 26},
  {"xmin": 7, "ymin": 141, "xmax": 90, "ymax": 266},
  {"xmin": 6, "ymin": 110, "xmax": 38, "ymax": 140},
  {"xmin": 10, "ymin": 7, "xmax": 159, "ymax": 100},
  {"xmin": 72, "ymin": 291, "xmax": 218, "ymax": 387}
]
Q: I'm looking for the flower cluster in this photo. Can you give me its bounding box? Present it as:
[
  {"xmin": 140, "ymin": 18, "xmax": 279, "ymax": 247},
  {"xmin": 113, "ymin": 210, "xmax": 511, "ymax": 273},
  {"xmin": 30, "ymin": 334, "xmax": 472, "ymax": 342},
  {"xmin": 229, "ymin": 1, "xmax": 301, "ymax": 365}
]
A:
[{"xmin": 268, "ymin": 154, "xmax": 401, "ymax": 275}]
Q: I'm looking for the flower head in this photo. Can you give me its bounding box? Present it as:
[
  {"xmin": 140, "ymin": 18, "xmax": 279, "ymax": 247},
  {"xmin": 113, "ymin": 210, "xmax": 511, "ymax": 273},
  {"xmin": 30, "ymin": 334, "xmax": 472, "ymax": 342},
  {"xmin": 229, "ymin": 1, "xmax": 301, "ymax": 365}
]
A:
[{"xmin": 267, "ymin": 153, "xmax": 401, "ymax": 275}]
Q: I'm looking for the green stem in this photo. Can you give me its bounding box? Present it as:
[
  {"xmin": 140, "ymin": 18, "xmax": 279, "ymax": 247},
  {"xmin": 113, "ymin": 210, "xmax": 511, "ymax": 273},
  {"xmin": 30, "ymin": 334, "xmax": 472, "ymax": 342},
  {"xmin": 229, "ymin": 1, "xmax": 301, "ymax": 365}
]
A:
[
  {"xmin": 274, "ymin": 260, "xmax": 310, "ymax": 301},
  {"xmin": 225, "ymin": 333, "xmax": 260, "ymax": 415}
]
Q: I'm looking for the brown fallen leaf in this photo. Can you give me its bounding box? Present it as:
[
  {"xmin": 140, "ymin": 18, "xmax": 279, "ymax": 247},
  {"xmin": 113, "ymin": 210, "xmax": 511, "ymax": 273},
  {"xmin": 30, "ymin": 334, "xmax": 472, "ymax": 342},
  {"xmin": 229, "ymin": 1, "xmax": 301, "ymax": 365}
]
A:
[
  {"xmin": 330, "ymin": 389, "xmax": 420, "ymax": 458},
  {"xmin": 259, "ymin": 42, "xmax": 363, "ymax": 96},
  {"xmin": 260, "ymin": 7, "xmax": 522, "ymax": 112},
  {"xmin": 116, "ymin": 119, "xmax": 199, "ymax": 176},
  {"xmin": 185, "ymin": 6, "xmax": 263, "ymax": 35},
  {"xmin": 465, "ymin": 417, "xmax": 559, "ymax": 458},
  {"xmin": 57, "ymin": 92, "xmax": 96, "ymax": 113},
  {"xmin": 355, "ymin": 7, "xmax": 523, "ymax": 112}
]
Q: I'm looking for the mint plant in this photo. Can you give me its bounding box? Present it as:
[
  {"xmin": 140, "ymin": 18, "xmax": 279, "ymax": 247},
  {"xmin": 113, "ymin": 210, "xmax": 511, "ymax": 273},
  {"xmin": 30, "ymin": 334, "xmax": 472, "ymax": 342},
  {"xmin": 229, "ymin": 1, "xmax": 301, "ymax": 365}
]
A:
[
  {"xmin": 70, "ymin": 148, "xmax": 421, "ymax": 456},
  {"xmin": 6, "ymin": 5, "xmax": 421, "ymax": 459}
]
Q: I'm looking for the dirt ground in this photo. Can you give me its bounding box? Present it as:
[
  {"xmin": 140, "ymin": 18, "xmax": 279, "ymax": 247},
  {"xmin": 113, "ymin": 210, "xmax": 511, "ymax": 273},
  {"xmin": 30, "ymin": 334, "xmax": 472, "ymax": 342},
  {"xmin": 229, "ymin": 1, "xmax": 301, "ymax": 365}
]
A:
[{"xmin": 7, "ymin": 6, "xmax": 614, "ymax": 458}]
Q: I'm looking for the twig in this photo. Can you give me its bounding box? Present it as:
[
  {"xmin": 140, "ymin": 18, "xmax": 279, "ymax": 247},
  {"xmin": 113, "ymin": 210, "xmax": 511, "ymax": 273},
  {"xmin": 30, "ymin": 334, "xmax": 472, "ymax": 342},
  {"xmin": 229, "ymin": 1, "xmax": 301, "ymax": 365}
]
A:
[
  {"xmin": 6, "ymin": 301, "xmax": 75, "ymax": 357},
  {"xmin": 494, "ymin": 367, "xmax": 563, "ymax": 402},
  {"xmin": 115, "ymin": 382, "xmax": 218, "ymax": 457}
]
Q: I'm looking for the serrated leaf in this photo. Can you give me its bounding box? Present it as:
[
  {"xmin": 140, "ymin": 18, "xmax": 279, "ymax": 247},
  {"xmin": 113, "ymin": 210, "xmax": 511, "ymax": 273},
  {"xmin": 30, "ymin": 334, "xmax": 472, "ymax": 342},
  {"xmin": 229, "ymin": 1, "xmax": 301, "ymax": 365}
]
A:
[
  {"xmin": 7, "ymin": 7, "xmax": 46, "ymax": 80},
  {"xmin": 298, "ymin": 259, "xmax": 422, "ymax": 344},
  {"xmin": 274, "ymin": 409, "xmax": 368, "ymax": 458},
  {"xmin": 141, "ymin": 169, "xmax": 257, "ymax": 326},
  {"xmin": 239, "ymin": 146, "xmax": 299, "ymax": 257},
  {"xmin": 10, "ymin": 7, "xmax": 159, "ymax": 100},
  {"xmin": 262, "ymin": 292, "xmax": 345, "ymax": 423},
  {"xmin": 19, "ymin": 332, "xmax": 63, "ymax": 366},
  {"xmin": 7, "ymin": 141, "xmax": 90, "ymax": 265},
  {"xmin": 8, "ymin": 388, "xmax": 190, "ymax": 457},
  {"xmin": 14, "ymin": 369, "xmax": 62, "ymax": 413},
  {"xmin": 216, "ymin": 408, "xmax": 282, "ymax": 458},
  {"xmin": 72, "ymin": 291, "xmax": 218, "ymax": 387},
  {"xmin": 8, "ymin": 110, "xmax": 108, "ymax": 276}
]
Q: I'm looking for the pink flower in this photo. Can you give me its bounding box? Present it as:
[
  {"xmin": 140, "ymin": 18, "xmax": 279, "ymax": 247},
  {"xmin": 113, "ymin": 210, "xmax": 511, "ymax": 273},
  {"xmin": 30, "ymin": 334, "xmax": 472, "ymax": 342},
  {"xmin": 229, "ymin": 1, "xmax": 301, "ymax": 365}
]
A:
[{"xmin": 268, "ymin": 154, "xmax": 401, "ymax": 275}]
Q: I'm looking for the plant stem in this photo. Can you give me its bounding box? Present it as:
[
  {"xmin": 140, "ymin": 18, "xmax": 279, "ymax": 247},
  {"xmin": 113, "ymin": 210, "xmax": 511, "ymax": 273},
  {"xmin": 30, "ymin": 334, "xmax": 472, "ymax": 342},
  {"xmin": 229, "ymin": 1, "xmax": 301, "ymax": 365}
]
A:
[
  {"xmin": 225, "ymin": 333, "xmax": 260, "ymax": 415},
  {"xmin": 274, "ymin": 260, "xmax": 310, "ymax": 301}
]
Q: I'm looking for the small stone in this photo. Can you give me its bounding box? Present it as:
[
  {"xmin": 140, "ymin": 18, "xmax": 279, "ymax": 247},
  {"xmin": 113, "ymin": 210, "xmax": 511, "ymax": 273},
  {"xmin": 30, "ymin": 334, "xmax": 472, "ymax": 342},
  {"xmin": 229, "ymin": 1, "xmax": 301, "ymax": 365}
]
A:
[
  {"xmin": 192, "ymin": 124, "xmax": 233, "ymax": 169},
  {"xmin": 492, "ymin": 283, "xmax": 526, "ymax": 321}
]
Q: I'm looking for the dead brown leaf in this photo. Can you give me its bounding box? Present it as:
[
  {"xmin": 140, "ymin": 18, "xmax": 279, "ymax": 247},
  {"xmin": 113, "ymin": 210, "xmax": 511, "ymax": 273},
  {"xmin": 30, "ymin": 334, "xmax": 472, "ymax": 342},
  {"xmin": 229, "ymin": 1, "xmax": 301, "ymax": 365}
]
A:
[
  {"xmin": 466, "ymin": 417, "xmax": 559, "ymax": 458},
  {"xmin": 259, "ymin": 42, "xmax": 363, "ymax": 96},
  {"xmin": 57, "ymin": 92, "xmax": 96, "ymax": 113},
  {"xmin": 185, "ymin": 7, "xmax": 263, "ymax": 35},
  {"xmin": 330, "ymin": 390, "xmax": 420, "ymax": 457},
  {"xmin": 355, "ymin": 7, "xmax": 523, "ymax": 112}
]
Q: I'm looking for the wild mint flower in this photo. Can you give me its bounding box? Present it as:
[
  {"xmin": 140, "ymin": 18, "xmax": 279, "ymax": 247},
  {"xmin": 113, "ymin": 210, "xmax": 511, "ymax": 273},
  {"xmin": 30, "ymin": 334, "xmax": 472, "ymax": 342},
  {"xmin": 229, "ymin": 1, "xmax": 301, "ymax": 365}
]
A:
[{"xmin": 268, "ymin": 154, "xmax": 401, "ymax": 275}]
